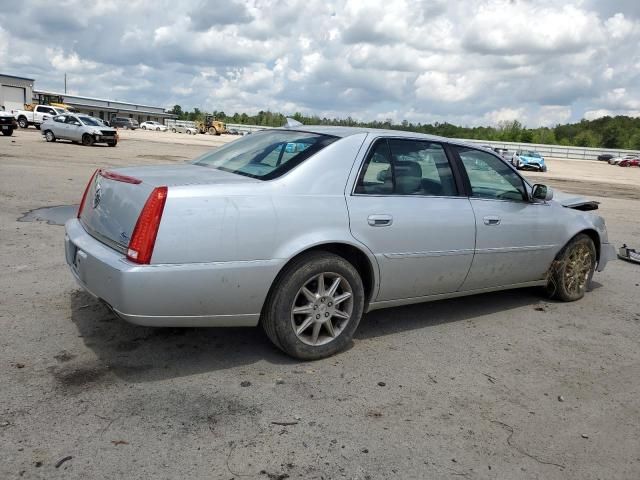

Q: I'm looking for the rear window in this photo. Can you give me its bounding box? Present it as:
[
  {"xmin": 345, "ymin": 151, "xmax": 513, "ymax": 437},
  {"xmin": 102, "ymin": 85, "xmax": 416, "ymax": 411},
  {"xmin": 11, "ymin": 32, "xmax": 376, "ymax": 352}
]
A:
[{"xmin": 193, "ymin": 130, "xmax": 338, "ymax": 180}]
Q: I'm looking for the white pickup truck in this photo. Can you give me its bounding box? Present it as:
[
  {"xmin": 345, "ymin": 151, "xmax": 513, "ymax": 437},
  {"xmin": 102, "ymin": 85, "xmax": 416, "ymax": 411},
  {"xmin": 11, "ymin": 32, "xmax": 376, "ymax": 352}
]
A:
[{"xmin": 12, "ymin": 105, "xmax": 67, "ymax": 129}]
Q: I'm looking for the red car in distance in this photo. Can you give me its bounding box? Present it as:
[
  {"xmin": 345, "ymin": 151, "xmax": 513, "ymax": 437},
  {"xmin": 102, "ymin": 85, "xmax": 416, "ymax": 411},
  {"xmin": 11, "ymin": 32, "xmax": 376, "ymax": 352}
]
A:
[{"xmin": 619, "ymin": 158, "xmax": 640, "ymax": 167}]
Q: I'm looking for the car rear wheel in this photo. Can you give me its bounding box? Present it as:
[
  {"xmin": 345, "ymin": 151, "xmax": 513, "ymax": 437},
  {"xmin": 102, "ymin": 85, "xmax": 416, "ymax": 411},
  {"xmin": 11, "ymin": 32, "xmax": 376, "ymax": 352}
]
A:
[
  {"xmin": 142, "ymin": 126, "xmax": 146, "ymax": 130},
  {"xmin": 18, "ymin": 117, "xmax": 28, "ymax": 129},
  {"xmin": 547, "ymin": 234, "xmax": 596, "ymax": 302},
  {"xmin": 81, "ymin": 134, "xmax": 95, "ymax": 146},
  {"xmin": 44, "ymin": 130, "xmax": 56, "ymax": 142},
  {"xmin": 261, "ymin": 252, "xmax": 365, "ymax": 360}
]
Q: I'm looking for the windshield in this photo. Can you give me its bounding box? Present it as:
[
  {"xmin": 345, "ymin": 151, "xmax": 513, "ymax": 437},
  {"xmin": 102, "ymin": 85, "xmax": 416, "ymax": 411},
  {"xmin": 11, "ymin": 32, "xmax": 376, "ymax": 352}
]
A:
[
  {"xmin": 78, "ymin": 116, "xmax": 101, "ymax": 126},
  {"xmin": 523, "ymin": 151, "xmax": 541, "ymax": 158},
  {"xmin": 193, "ymin": 129, "xmax": 338, "ymax": 180}
]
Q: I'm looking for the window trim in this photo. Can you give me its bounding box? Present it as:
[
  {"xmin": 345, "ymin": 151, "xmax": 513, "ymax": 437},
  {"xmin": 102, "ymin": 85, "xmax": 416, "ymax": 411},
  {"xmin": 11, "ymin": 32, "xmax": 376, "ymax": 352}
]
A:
[
  {"xmin": 351, "ymin": 136, "xmax": 466, "ymax": 198},
  {"xmin": 449, "ymin": 143, "xmax": 531, "ymax": 203}
]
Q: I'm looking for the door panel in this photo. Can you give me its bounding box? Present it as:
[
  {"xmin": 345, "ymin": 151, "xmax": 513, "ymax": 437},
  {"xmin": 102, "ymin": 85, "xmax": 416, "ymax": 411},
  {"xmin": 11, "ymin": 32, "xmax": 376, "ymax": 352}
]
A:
[
  {"xmin": 347, "ymin": 138, "xmax": 475, "ymax": 302},
  {"xmin": 453, "ymin": 145, "xmax": 565, "ymax": 290},
  {"xmin": 348, "ymin": 196, "xmax": 476, "ymax": 300},
  {"xmin": 461, "ymin": 199, "xmax": 562, "ymax": 289}
]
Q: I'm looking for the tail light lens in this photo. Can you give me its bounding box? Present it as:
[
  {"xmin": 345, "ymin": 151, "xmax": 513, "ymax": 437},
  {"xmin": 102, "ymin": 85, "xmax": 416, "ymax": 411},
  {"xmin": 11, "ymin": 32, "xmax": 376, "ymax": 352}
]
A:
[
  {"xmin": 126, "ymin": 186, "xmax": 168, "ymax": 264},
  {"xmin": 77, "ymin": 169, "xmax": 99, "ymax": 218}
]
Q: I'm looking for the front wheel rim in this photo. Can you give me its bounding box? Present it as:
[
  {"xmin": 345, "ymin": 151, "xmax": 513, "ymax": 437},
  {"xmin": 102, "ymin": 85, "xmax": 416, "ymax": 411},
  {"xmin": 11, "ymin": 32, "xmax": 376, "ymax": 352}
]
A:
[
  {"xmin": 290, "ymin": 272, "xmax": 353, "ymax": 346},
  {"xmin": 564, "ymin": 244, "xmax": 592, "ymax": 295},
  {"xmin": 46, "ymin": 132, "xmax": 53, "ymax": 141}
]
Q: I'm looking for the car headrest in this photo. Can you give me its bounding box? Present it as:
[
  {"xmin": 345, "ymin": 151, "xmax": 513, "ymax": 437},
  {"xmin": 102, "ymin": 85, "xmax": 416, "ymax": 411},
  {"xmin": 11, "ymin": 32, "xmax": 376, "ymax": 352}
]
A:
[{"xmin": 394, "ymin": 160, "xmax": 422, "ymax": 194}]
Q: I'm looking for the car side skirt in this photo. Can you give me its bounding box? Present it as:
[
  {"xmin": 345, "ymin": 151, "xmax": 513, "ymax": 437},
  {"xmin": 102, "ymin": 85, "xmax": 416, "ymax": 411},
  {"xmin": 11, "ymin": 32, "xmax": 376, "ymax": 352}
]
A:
[{"xmin": 366, "ymin": 280, "xmax": 547, "ymax": 312}]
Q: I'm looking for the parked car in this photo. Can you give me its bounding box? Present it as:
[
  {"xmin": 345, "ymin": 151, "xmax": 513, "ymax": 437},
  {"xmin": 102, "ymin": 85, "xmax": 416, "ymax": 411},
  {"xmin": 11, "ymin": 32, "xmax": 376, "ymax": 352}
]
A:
[
  {"xmin": 65, "ymin": 127, "xmax": 615, "ymax": 359},
  {"xmin": 111, "ymin": 117, "xmax": 139, "ymax": 130},
  {"xmin": 492, "ymin": 148, "xmax": 511, "ymax": 160},
  {"xmin": 42, "ymin": 114, "xmax": 118, "ymax": 146},
  {"xmin": 13, "ymin": 104, "xmax": 67, "ymax": 129},
  {"xmin": 619, "ymin": 158, "xmax": 640, "ymax": 167},
  {"xmin": 171, "ymin": 124, "xmax": 198, "ymax": 135},
  {"xmin": 511, "ymin": 150, "xmax": 547, "ymax": 171},
  {"xmin": 597, "ymin": 153, "xmax": 614, "ymax": 162},
  {"xmin": 609, "ymin": 154, "xmax": 638, "ymax": 165},
  {"xmin": 0, "ymin": 108, "xmax": 18, "ymax": 136},
  {"xmin": 140, "ymin": 121, "xmax": 168, "ymax": 131}
]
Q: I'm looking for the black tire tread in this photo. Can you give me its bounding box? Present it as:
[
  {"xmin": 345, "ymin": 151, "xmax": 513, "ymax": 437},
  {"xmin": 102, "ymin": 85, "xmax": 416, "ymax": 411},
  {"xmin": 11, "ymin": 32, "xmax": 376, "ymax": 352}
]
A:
[
  {"xmin": 261, "ymin": 251, "xmax": 364, "ymax": 360},
  {"xmin": 547, "ymin": 233, "xmax": 596, "ymax": 302}
]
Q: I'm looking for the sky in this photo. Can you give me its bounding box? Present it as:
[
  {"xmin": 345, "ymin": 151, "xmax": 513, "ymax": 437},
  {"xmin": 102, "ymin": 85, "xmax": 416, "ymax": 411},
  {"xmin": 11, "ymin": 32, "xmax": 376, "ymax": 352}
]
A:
[{"xmin": 1, "ymin": 0, "xmax": 640, "ymax": 127}]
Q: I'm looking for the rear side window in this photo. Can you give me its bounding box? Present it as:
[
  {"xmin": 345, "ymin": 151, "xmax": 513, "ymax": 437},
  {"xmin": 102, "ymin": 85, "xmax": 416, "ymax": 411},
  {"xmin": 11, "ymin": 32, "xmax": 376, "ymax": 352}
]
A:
[
  {"xmin": 355, "ymin": 138, "xmax": 458, "ymax": 196},
  {"xmin": 193, "ymin": 130, "xmax": 338, "ymax": 180}
]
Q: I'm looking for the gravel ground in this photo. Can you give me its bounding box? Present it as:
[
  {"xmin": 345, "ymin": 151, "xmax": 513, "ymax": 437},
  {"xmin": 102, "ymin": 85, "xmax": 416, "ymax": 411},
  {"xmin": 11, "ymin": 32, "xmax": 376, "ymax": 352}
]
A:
[{"xmin": 1, "ymin": 128, "xmax": 639, "ymax": 479}]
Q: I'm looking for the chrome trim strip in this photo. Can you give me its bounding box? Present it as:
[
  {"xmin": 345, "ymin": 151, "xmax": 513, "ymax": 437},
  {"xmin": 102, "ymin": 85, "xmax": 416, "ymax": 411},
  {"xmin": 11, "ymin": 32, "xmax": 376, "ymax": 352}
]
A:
[
  {"xmin": 384, "ymin": 248, "xmax": 474, "ymax": 259},
  {"xmin": 475, "ymin": 244, "xmax": 557, "ymax": 254}
]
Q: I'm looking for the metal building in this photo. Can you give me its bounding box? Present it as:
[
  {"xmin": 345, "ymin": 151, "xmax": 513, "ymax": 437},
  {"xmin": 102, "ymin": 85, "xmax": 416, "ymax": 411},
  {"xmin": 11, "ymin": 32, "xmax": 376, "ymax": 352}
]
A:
[
  {"xmin": 0, "ymin": 74, "xmax": 34, "ymax": 112},
  {"xmin": 33, "ymin": 90, "xmax": 174, "ymax": 124}
]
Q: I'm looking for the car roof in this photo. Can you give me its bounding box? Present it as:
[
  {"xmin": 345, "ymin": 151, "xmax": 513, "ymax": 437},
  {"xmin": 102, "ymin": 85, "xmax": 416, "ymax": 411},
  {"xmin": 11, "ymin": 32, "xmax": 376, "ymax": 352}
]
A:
[{"xmin": 284, "ymin": 125, "xmax": 475, "ymax": 147}]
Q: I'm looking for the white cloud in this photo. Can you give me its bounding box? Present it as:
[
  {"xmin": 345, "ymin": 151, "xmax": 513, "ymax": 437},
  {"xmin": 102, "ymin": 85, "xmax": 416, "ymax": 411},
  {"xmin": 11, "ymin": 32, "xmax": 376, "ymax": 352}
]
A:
[{"xmin": 1, "ymin": 0, "xmax": 639, "ymax": 126}]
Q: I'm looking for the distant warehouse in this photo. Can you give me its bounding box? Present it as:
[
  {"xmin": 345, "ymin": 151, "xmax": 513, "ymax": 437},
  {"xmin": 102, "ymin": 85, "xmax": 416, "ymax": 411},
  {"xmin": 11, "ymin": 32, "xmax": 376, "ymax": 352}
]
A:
[
  {"xmin": 1, "ymin": 72, "xmax": 174, "ymax": 124},
  {"xmin": 33, "ymin": 90, "xmax": 175, "ymax": 125},
  {"xmin": 0, "ymin": 73, "xmax": 35, "ymax": 111}
]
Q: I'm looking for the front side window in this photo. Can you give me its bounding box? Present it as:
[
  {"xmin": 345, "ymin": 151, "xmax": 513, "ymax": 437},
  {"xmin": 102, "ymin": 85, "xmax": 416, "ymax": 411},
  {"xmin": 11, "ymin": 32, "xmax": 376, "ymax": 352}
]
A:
[
  {"xmin": 355, "ymin": 138, "xmax": 458, "ymax": 196},
  {"xmin": 65, "ymin": 115, "xmax": 81, "ymax": 125},
  {"xmin": 454, "ymin": 146, "xmax": 527, "ymax": 201},
  {"xmin": 78, "ymin": 116, "xmax": 100, "ymax": 126},
  {"xmin": 193, "ymin": 129, "xmax": 337, "ymax": 180}
]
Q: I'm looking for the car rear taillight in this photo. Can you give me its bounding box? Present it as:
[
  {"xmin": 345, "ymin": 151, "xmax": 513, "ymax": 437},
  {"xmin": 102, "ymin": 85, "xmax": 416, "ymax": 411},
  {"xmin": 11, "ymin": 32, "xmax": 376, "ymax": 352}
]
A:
[
  {"xmin": 77, "ymin": 169, "xmax": 99, "ymax": 218},
  {"xmin": 126, "ymin": 186, "xmax": 168, "ymax": 264}
]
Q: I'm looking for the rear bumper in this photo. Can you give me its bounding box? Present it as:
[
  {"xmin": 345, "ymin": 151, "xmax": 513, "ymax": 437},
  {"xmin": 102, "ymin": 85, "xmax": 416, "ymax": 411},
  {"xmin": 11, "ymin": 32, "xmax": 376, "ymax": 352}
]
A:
[
  {"xmin": 597, "ymin": 242, "xmax": 616, "ymax": 272},
  {"xmin": 64, "ymin": 218, "xmax": 281, "ymax": 327}
]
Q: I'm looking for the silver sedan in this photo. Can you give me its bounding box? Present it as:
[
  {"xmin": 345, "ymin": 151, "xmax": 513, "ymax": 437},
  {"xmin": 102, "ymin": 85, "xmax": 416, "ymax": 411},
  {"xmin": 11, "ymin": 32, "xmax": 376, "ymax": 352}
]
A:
[
  {"xmin": 42, "ymin": 114, "xmax": 118, "ymax": 146},
  {"xmin": 64, "ymin": 127, "xmax": 616, "ymax": 359}
]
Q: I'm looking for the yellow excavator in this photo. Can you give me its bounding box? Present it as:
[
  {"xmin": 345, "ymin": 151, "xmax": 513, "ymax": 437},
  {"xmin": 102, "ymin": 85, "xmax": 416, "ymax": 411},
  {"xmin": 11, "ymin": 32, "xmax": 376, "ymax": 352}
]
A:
[{"xmin": 196, "ymin": 114, "xmax": 227, "ymax": 135}]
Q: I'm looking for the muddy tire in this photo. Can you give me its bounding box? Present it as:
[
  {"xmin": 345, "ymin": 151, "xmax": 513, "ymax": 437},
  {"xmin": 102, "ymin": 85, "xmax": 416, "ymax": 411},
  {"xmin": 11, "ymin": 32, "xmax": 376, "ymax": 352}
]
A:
[
  {"xmin": 44, "ymin": 130, "xmax": 56, "ymax": 142},
  {"xmin": 547, "ymin": 234, "xmax": 596, "ymax": 302},
  {"xmin": 82, "ymin": 134, "xmax": 95, "ymax": 146},
  {"xmin": 261, "ymin": 251, "xmax": 365, "ymax": 360}
]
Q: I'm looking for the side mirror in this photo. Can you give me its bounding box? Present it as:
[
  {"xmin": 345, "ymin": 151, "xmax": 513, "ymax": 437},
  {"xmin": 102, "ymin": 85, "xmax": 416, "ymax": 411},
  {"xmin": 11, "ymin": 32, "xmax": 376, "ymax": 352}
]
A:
[{"xmin": 532, "ymin": 184, "xmax": 553, "ymax": 201}]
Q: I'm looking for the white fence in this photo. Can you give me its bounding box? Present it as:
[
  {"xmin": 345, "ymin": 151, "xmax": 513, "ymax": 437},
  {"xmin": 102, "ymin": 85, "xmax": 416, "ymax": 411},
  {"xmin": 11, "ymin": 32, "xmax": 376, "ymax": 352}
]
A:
[
  {"xmin": 164, "ymin": 119, "xmax": 196, "ymax": 128},
  {"xmin": 209, "ymin": 123, "xmax": 639, "ymax": 160},
  {"xmin": 225, "ymin": 123, "xmax": 269, "ymax": 134},
  {"xmin": 460, "ymin": 139, "xmax": 638, "ymax": 161}
]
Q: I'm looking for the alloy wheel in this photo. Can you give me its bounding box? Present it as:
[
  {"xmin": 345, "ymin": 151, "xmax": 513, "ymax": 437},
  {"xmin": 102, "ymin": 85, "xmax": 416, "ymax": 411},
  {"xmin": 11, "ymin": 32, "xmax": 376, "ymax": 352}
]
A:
[
  {"xmin": 564, "ymin": 244, "xmax": 592, "ymax": 296},
  {"xmin": 290, "ymin": 272, "xmax": 353, "ymax": 346}
]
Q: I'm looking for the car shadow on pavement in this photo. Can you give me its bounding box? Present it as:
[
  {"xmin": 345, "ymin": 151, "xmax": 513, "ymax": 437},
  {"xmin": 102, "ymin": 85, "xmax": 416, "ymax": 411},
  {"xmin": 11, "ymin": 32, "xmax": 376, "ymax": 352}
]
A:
[
  {"xmin": 355, "ymin": 288, "xmax": 549, "ymax": 340},
  {"xmin": 69, "ymin": 291, "xmax": 296, "ymax": 383},
  {"xmin": 70, "ymin": 286, "xmax": 551, "ymax": 383}
]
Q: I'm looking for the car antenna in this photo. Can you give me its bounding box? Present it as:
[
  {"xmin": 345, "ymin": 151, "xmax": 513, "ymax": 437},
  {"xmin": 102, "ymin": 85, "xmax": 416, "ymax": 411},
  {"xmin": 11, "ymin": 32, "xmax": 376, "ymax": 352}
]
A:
[{"xmin": 284, "ymin": 117, "xmax": 303, "ymax": 128}]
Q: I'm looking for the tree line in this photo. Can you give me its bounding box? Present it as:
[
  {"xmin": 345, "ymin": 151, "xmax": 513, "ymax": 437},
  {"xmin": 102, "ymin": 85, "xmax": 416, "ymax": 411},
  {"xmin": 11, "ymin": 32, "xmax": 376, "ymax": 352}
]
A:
[{"xmin": 168, "ymin": 105, "xmax": 640, "ymax": 150}]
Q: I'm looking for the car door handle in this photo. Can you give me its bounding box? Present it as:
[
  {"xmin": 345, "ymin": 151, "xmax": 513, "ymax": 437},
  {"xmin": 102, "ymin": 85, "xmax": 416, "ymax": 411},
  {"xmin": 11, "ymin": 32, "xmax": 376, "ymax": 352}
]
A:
[
  {"xmin": 368, "ymin": 214, "xmax": 393, "ymax": 227},
  {"xmin": 483, "ymin": 216, "xmax": 501, "ymax": 226}
]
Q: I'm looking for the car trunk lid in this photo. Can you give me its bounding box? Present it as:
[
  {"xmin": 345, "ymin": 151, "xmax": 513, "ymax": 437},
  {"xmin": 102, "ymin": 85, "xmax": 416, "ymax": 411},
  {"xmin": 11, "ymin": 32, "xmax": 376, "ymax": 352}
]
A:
[{"xmin": 78, "ymin": 165, "xmax": 260, "ymax": 252}]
